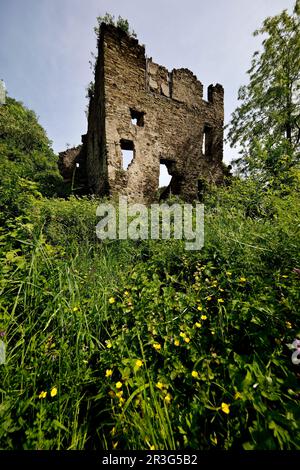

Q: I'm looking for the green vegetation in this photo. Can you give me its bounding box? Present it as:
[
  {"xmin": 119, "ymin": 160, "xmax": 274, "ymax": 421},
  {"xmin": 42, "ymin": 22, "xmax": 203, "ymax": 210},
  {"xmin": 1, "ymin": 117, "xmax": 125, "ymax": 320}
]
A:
[
  {"xmin": 0, "ymin": 4, "xmax": 300, "ymax": 451},
  {"xmin": 0, "ymin": 183, "xmax": 299, "ymax": 450},
  {"xmin": 227, "ymin": 1, "xmax": 300, "ymax": 187},
  {"xmin": 0, "ymin": 97, "xmax": 63, "ymax": 224}
]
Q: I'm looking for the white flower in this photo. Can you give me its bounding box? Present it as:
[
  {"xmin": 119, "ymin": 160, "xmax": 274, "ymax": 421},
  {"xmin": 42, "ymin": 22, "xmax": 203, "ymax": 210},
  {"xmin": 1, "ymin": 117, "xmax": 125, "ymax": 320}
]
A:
[
  {"xmin": 292, "ymin": 349, "xmax": 300, "ymax": 365},
  {"xmin": 292, "ymin": 339, "xmax": 300, "ymax": 349}
]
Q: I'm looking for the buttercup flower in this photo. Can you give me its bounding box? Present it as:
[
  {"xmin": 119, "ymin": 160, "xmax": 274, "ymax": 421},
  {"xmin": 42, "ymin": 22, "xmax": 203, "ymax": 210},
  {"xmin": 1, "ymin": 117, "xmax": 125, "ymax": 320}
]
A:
[
  {"xmin": 135, "ymin": 359, "xmax": 143, "ymax": 368},
  {"xmin": 156, "ymin": 382, "xmax": 164, "ymax": 390},
  {"xmin": 197, "ymin": 305, "xmax": 203, "ymax": 311},
  {"xmin": 174, "ymin": 339, "xmax": 180, "ymax": 346},
  {"xmin": 184, "ymin": 337, "xmax": 190, "ymax": 343},
  {"xmin": 207, "ymin": 296, "xmax": 212, "ymax": 301},
  {"xmin": 39, "ymin": 391, "xmax": 47, "ymax": 399},
  {"xmin": 179, "ymin": 332, "xmax": 186, "ymax": 338},
  {"xmin": 221, "ymin": 402, "xmax": 230, "ymax": 414},
  {"xmin": 195, "ymin": 322, "xmax": 202, "ymax": 328},
  {"xmin": 116, "ymin": 381, "xmax": 123, "ymax": 389},
  {"xmin": 105, "ymin": 369, "xmax": 113, "ymax": 378},
  {"xmin": 201, "ymin": 315, "xmax": 207, "ymax": 320},
  {"xmin": 153, "ymin": 343, "xmax": 161, "ymax": 351},
  {"xmin": 72, "ymin": 307, "xmax": 79, "ymax": 312},
  {"xmin": 191, "ymin": 370, "xmax": 199, "ymax": 379},
  {"xmin": 164, "ymin": 393, "xmax": 172, "ymax": 404},
  {"xmin": 108, "ymin": 297, "xmax": 115, "ymax": 304},
  {"xmin": 286, "ymin": 321, "xmax": 292, "ymax": 329},
  {"xmin": 239, "ymin": 277, "xmax": 247, "ymax": 283},
  {"xmin": 105, "ymin": 340, "xmax": 112, "ymax": 349},
  {"xmin": 50, "ymin": 387, "xmax": 57, "ymax": 398},
  {"xmin": 218, "ymin": 299, "xmax": 224, "ymax": 303}
]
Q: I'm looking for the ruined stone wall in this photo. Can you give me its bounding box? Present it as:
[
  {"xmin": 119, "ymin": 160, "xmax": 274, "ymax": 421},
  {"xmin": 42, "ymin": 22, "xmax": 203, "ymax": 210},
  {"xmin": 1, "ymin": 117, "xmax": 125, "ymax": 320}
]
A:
[{"xmin": 86, "ymin": 24, "xmax": 224, "ymax": 203}]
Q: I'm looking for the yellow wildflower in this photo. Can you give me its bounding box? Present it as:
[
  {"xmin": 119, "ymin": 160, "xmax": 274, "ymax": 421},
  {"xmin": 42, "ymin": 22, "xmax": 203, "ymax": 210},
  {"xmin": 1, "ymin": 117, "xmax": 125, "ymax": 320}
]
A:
[
  {"xmin": 105, "ymin": 340, "xmax": 112, "ymax": 349},
  {"xmin": 179, "ymin": 332, "xmax": 186, "ymax": 338},
  {"xmin": 201, "ymin": 314, "xmax": 207, "ymax": 320},
  {"xmin": 135, "ymin": 359, "xmax": 143, "ymax": 368},
  {"xmin": 226, "ymin": 271, "xmax": 232, "ymax": 276},
  {"xmin": 116, "ymin": 381, "xmax": 123, "ymax": 389},
  {"xmin": 164, "ymin": 393, "xmax": 172, "ymax": 404},
  {"xmin": 234, "ymin": 391, "xmax": 242, "ymax": 400},
  {"xmin": 191, "ymin": 370, "xmax": 199, "ymax": 379},
  {"xmin": 195, "ymin": 322, "xmax": 202, "ymax": 328},
  {"xmin": 219, "ymin": 288, "xmax": 224, "ymax": 292},
  {"xmin": 184, "ymin": 337, "xmax": 190, "ymax": 343},
  {"xmin": 39, "ymin": 391, "xmax": 47, "ymax": 399},
  {"xmin": 156, "ymin": 382, "xmax": 164, "ymax": 390},
  {"xmin": 105, "ymin": 369, "xmax": 113, "ymax": 378},
  {"xmin": 108, "ymin": 297, "xmax": 115, "ymax": 304},
  {"xmin": 124, "ymin": 291, "xmax": 129, "ymax": 296},
  {"xmin": 116, "ymin": 390, "xmax": 123, "ymax": 398},
  {"xmin": 174, "ymin": 339, "xmax": 180, "ymax": 346},
  {"xmin": 72, "ymin": 307, "xmax": 79, "ymax": 312},
  {"xmin": 211, "ymin": 330, "xmax": 215, "ymax": 335},
  {"xmin": 50, "ymin": 387, "xmax": 57, "ymax": 398},
  {"xmin": 286, "ymin": 321, "xmax": 292, "ymax": 329},
  {"xmin": 197, "ymin": 305, "xmax": 203, "ymax": 311},
  {"xmin": 118, "ymin": 397, "xmax": 125, "ymax": 406},
  {"xmin": 282, "ymin": 275, "xmax": 288, "ymax": 278},
  {"xmin": 221, "ymin": 402, "xmax": 230, "ymax": 414},
  {"xmin": 239, "ymin": 277, "xmax": 247, "ymax": 283},
  {"xmin": 153, "ymin": 343, "xmax": 161, "ymax": 351},
  {"xmin": 207, "ymin": 296, "xmax": 212, "ymax": 301},
  {"xmin": 218, "ymin": 298, "xmax": 224, "ymax": 303}
]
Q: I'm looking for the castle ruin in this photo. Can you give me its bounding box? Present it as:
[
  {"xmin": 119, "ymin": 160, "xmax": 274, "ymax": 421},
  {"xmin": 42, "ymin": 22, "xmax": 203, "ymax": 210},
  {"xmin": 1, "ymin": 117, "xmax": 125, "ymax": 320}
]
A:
[{"xmin": 59, "ymin": 24, "xmax": 225, "ymax": 203}]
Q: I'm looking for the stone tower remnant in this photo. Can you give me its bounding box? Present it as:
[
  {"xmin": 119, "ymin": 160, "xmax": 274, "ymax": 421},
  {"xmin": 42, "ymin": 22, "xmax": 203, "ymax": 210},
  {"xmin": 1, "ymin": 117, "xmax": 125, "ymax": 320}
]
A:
[{"xmin": 60, "ymin": 24, "xmax": 225, "ymax": 202}]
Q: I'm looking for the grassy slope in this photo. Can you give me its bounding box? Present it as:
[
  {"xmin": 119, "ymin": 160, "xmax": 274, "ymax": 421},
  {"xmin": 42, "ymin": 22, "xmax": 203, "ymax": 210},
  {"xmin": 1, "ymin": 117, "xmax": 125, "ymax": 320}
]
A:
[{"xmin": 0, "ymin": 186, "xmax": 299, "ymax": 450}]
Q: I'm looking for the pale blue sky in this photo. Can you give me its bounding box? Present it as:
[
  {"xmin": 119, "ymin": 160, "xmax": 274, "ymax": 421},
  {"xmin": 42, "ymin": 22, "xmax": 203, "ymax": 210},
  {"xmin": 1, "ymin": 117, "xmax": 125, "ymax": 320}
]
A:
[{"xmin": 0, "ymin": 0, "xmax": 296, "ymax": 168}]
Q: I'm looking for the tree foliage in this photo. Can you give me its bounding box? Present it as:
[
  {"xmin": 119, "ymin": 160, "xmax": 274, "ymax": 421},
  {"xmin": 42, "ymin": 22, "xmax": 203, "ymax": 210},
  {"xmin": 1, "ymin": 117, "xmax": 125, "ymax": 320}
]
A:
[
  {"xmin": 0, "ymin": 97, "xmax": 62, "ymax": 221},
  {"xmin": 227, "ymin": 1, "xmax": 300, "ymax": 185},
  {"xmin": 94, "ymin": 12, "xmax": 137, "ymax": 39}
]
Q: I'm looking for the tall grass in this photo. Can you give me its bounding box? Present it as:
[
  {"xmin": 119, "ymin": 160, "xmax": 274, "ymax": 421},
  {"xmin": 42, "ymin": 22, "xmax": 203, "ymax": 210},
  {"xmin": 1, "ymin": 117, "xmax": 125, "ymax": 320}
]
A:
[{"xmin": 0, "ymin": 188, "xmax": 300, "ymax": 449}]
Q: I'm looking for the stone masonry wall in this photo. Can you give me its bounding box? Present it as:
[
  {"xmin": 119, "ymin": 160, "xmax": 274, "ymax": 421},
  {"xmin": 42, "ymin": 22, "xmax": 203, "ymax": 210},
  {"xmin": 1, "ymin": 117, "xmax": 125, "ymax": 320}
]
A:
[{"xmin": 85, "ymin": 24, "xmax": 224, "ymax": 203}]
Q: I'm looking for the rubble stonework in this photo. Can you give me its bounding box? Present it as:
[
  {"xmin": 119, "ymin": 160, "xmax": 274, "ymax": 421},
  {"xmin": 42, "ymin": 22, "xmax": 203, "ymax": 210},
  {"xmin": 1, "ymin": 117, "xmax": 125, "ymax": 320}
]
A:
[{"xmin": 60, "ymin": 24, "xmax": 226, "ymax": 202}]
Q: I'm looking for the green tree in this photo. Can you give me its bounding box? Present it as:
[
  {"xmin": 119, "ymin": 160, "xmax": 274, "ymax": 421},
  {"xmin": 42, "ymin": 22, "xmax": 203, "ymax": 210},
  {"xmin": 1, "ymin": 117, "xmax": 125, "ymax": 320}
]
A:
[
  {"xmin": 0, "ymin": 97, "xmax": 63, "ymax": 221},
  {"xmin": 227, "ymin": 1, "xmax": 300, "ymax": 186}
]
